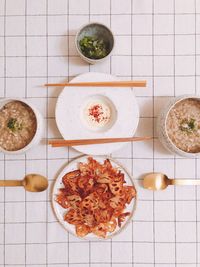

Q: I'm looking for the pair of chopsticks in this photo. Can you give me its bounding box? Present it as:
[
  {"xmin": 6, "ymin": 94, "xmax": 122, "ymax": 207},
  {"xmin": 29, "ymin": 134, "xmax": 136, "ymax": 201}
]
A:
[
  {"xmin": 46, "ymin": 81, "xmax": 147, "ymax": 148},
  {"xmin": 49, "ymin": 136, "xmax": 153, "ymax": 147},
  {"xmin": 44, "ymin": 80, "xmax": 146, "ymax": 88}
]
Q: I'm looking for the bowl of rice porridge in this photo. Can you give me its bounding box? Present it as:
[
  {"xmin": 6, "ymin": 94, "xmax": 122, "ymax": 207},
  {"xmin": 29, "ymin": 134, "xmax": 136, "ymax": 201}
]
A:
[
  {"xmin": 157, "ymin": 95, "xmax": 200, "ymax": 157},
  {"xmin": 0, "ymin": 98, "xmax": 43, "ymax": 154}
]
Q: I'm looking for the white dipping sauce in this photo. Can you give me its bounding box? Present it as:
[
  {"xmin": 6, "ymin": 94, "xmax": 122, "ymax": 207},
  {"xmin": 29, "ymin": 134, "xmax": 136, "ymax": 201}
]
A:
[{"xmin": 83, "ymin": 100, "xmax": 111, "ymax": 130}]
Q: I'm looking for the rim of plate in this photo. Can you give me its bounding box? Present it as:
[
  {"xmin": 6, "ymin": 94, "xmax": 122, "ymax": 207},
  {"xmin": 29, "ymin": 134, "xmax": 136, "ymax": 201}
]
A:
[
  {"xmin": 51, "ymin": 155, "xmax": 137, "ymax": 241},
  {"xmin": 55, "ymin": 72, "xmax": 140, "ymax": 155}
]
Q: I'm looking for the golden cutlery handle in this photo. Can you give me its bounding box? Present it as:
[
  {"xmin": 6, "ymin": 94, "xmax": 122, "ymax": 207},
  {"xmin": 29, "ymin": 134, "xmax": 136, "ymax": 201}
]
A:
[
  {"xmin": 0, "ymin": 180, "xmax": 23, "ymax": 187},
  {"xmin": 171, "ymin": 179, "xmax": 200, "ymax": 186}
]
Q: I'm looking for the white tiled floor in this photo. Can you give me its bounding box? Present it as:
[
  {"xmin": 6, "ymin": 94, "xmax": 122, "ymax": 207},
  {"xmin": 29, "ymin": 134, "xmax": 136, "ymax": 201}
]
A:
[{"xmin": 0, "ymin": 0, "xmax": 200, "ymax": 266}]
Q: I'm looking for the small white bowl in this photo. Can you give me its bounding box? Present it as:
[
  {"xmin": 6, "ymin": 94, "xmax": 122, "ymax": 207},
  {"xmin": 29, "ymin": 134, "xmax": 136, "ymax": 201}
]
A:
[
  {"xmin": 0, "ymin": 98, "xmax": 43, "ymax": 154},
  {"xmin": 157, "ymin": 94, "xmax": 200, "ymax": 158},
  {"xmin": 75, "ymin": 22, "xmax": 115, "ymax": 64},
  {"xmin": 80, "ymin": 94, "xmax": 118, "ymax": 133}
]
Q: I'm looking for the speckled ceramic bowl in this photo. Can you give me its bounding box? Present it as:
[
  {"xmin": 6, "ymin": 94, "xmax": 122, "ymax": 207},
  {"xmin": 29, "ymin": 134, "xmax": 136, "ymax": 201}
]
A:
[
  {"xmin": 75, "ymin": 22, "xmax": 114, "ymax": 64},
  {"xmin": 0, "ymin": 98, "xmax": 43, "ymax": 155},
  {"xmin": 157, "ymin": 94, "xmax": 200, "ymax": 158}
]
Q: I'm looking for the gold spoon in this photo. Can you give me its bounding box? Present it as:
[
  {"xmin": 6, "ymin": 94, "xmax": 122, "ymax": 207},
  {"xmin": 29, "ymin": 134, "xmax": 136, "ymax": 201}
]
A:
[
  {"xmin": 0, "ymin": 174, "xmax": 48, "ymax": 192},
  {"xmin": 143, "ymin": 172, "xmax": 200, "ymax": 190}
]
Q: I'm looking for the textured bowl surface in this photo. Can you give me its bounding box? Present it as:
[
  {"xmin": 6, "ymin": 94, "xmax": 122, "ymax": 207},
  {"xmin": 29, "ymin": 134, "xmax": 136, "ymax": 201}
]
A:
[
  {"xmin": 0, "ymin": 98, "xmax": 43, "ymax": 154},
  {"xmin": 157, "ymin": 94, "xmax": 200, "ymax": 158}
]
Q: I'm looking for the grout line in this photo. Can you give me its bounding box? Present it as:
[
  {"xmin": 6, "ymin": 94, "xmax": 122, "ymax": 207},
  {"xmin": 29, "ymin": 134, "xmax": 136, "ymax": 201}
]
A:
[
  {"xmin": 88, "ymin": 2, "xmax": 91, "ymax": 266},
  {"xmin": 195, "ymin": 0, "xmax": 198, "ymax": 265},
  {"xmin": 0, "ymin": 54, "xmax": 199, "ymax": 57},
  {"xmin": 0, "ymin": 155, "xmax": 199, "ymax": 162},
  {"xmin": 24, "ymin": 0, "xmax": 28, "ymax": 265},
  {"xmin": 1, "ymin": 219, "xmax": 200, "ymax": 224},
  {"xmin": 131, "ymin": 0, "xmax": 134, "ymax": 266},
  {"xmin": 1, "ymin": 74, "xmax": 200, "ymax": 78},
  {"xmin": 0, "ymin": 12, "xmax": 200, "ymax": 17},
  {"xmin": 0, "ymin": 263, "xmax": 197, "ymax": 266},
  {"xmin": 2, "ymin": 240, "xmax": 200, "ymax": 245},
  {"xmin": 3, "ymin": 0, "xmax": 6, "ymax": 265},
  {"xmin": 151, "ymin": 1, "xmax": 156, "ymax": 266},
  {"xmin": 67, "ymin": 0, "xmax": 70, "ymax": 265},
  {"xmin": 0, "ymin": 261, "xmax": 198, "ymax": 266},
  {"xmin": 1, "ymin": 33, "xmax": 200, "ymax": 37},
  {"xmin": 0, "ymin": 240, "xmax": 200, "ymax": 245},
  {"xmin": 2, "ymin": 199, "xmax": 200, "ymax": 203},
  {"xmin": 109, "ymin": 1, "xmax": 113, "ymax": 266},
  {"xmin": 45, "ymin": 1, "xmax": 49, "ymax": 266},
  {"xmin": 173, "ymin": 1, "xmax": 177, "ymax": 266}
]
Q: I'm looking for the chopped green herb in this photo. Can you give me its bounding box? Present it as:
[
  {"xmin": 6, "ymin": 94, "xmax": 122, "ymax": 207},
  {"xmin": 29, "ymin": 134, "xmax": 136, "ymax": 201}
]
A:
[
  {"xmin": 180, "ymin": 118, "xmax": 196, "ymax": 133},
  {"xmin": 7, "ymin": 118, "xmax": 23, "ymax": 132},
  {"xmin": 79, "ymin": 36, "xmax": 108, "ymax": 59}
]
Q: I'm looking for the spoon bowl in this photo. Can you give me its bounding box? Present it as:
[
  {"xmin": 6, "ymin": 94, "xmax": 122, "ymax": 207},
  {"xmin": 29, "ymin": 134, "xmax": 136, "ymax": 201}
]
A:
[
  {"xmin": 0, "ymin": 174, "xmax": 48, "ymax": 192},
  {"xmin": 143, "ymin": 172, "xmax": 170, "ymax": 190},
  {"xmin": 22, "ymin": 174, "xmax": 48, "ymax": 192},
  {"xmin": 143, "ymin": 172, "xmax": 200, "ymax": 190}
]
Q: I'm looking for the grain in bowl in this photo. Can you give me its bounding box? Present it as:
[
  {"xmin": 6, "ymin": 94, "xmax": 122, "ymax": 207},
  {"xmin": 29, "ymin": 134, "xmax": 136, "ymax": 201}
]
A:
[
  {"xmin": 166, "ymin": 98, "xmax": 200, "ymax": 153},
  {"xmin": 0, "ymin": 100, "xmax": 38, "ymax": 152}
]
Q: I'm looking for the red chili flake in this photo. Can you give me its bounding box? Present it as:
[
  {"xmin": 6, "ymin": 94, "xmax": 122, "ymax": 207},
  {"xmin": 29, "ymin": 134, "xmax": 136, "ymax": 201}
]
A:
[{"xmin": 89, "ymin": 104, "xmax": 104, "ymax": 123}]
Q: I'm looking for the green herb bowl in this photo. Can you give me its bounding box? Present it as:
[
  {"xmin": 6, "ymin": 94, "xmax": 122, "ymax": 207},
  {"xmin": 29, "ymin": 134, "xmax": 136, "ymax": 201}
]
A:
[{"xmin": 75, "ymin": 22, "xmax": 115, "ymax": 64}]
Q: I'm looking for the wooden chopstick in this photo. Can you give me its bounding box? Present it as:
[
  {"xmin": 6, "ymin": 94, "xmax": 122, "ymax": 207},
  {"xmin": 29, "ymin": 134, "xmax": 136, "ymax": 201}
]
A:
[
  {"xmin": 44, "ymin": 80, "xmax": 146, "ymax": 88},
  {"xmin": 48, "ymin": 136, "xmax": 153, "ymax": 147}
]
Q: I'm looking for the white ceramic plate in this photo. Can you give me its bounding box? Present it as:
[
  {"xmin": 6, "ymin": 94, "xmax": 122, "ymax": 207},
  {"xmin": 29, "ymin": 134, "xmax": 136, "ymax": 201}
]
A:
[
  {"xmin": 55, "ymin": 72, "xmax": 139, "ymax": 155},
  {"xmin": 52, "ymin": 155, "xmax": 137, "ymax": 240}
]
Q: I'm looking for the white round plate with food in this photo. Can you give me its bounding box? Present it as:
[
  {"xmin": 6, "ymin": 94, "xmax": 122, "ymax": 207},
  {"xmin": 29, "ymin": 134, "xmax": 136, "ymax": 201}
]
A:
[
  {"xmin": 55, "ymin": 72, "xmax": 139, "ymax": 155},
  {"xmin": 52, "ymin": 155, "xmax": 137, "ymax": 240}
]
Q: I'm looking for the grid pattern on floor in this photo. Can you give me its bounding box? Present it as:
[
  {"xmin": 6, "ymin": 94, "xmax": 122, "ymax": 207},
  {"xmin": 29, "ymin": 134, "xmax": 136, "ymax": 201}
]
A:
[{"xmin": 1, "ymin": 0, "xmax": 200, "ymax": 266}]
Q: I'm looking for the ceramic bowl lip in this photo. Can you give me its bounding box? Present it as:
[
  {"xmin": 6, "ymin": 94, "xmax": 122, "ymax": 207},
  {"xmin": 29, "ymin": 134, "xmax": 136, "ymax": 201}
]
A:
[
  {"xmin": 163, "ymin": 94, "xmax": 200, "ymax": 156},
  {"xmin": 0, "ymin": 98, "xmax": 43, "ymax": 154},
  {"xmin": 75, "ymin": 22, "xmax": 115, "ymax": 63}
]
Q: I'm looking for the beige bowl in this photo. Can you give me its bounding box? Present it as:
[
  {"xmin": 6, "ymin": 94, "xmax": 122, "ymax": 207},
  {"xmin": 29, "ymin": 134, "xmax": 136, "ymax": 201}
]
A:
[
  {"xmin": 0, "ymin": 98, "xmax": 43, "ymax": 154},
  {"xmin": 157, "ymin": 94, "xmax": 200, "ymax": 158}
]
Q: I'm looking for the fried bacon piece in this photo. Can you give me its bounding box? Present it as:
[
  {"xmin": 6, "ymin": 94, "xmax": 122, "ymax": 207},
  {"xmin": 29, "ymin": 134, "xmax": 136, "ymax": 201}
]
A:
[
  {"xmin": 106, "ymin": 217, "xmax": 117, "ymax": 233},
  {"xmin": 62, "ymin": 170, "xmax": 80, "ymax": 186},
  {"xmin": 56, "ymin": 157, "xmax": 136, "ymax": 238},
  {"xmin": 64, "ymin": 208, "xmax": 82, "ymax": 225},
  {"xmin": 92, "ymin": 223, "xmax": 108, "ymax": 238},
  {"xmin": 55, "ymin": 191, "xmax": 69, "ymax": 209},
  {"xmin": 123, "ymin": 186, "xmax": 136, "ymax": 204},
  {"xmin": 109, "ymin": 195, "xmax": 126, "ymax": 209},
  {"xmin": 75, "ymin": 224, "xmax": 91, "ymax": 237},
  {"xmin": 66, "ymin": 194, "xmax": 82, "ymax": 209},
  {"xmin": 81, "ymin": 192, "xmax": 99, "ymax": 210},
  {"xmin": 118, "ymin": 212, "xmax": 131, "ymax": 227},
  {"xmin": 109, "ymin": 180, "xmax": 123, "ymax": 195},
  {"xmin": 77, "ymin": 176, "xmax": 94, "ymax": 196}
]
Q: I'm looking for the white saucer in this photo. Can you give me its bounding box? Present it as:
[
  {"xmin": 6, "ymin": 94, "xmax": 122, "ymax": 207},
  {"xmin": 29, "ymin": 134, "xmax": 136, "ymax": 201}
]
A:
[{"xmin": 55, "ymin": 72, "xmax": 139, "ymax": 155}]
